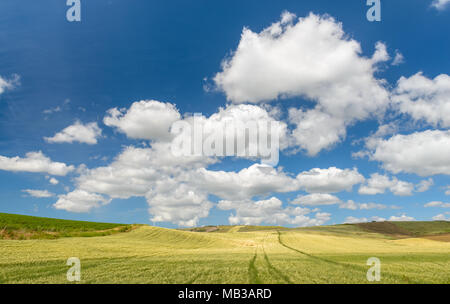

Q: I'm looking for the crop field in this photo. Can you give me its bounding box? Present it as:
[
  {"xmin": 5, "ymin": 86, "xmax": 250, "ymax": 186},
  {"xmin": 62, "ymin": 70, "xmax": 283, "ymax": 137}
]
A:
[{"xmin": 0, "ymin": 213, "xmax": 449, "ymax": 284}]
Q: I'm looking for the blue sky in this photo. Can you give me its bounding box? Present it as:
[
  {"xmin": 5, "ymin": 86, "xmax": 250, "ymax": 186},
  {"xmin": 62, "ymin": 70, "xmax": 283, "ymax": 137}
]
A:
[{"xmin": 0, "ymin": 0, "xmax": 449, "ymax": 227}]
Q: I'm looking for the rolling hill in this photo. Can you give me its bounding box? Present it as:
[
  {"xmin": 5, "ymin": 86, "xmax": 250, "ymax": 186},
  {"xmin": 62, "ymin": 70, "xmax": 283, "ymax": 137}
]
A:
[
  {"xmin": 0, "ymin": 213, "xmax": 133, "ymax": 240},
  {"xmin": 0, "ymin": 213, "xmax": 449, "ymax": 284}
]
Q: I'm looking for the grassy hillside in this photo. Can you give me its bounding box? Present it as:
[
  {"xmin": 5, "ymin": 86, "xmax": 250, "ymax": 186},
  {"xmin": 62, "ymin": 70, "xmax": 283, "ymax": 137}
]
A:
[
  {"xmin": 0, "ymin": 217, "xmax": 449, "ymax": 283},
  {"xmin": 0, "ymin": 213, "xmax": 133, "ymax": 240},
  {"xmin": 392, "ymin": 221, "xmax": 450, "ymax": 236},
  {"xmin": 356, "ymin": 221, "xmax": 450, "ymax": 238},
  {"xmin": 187, "ymin": 221, "xmax": 450, "ymax": 238}
]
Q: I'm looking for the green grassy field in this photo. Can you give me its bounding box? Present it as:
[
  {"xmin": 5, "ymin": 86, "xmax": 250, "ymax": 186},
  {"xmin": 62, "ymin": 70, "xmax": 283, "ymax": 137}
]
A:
[
  {"xmin": 0, "ymin": 213, "xmax": 133, "ymax": 239},
  {"xmin": 0, "ymin": 213, "xmax": 449, "ymax": 284}
]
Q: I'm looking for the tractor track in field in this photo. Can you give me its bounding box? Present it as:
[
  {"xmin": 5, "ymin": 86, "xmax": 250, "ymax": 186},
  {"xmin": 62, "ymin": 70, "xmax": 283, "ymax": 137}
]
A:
[
  {"xmin": 276, "ymin": 231, "xmax": 418, "ymax": 284},
  {"xmin": 248, "ymin": 250, "xmax": 262, "ymax": 284},
  {"xmin": 261, "ymin": 234, "xmax": 294, "ymax": 284},
  {"xmin": 262, "ymin": 249, "xmax": 294, "ymax": 284},
  {"xmin": 246, "ymin": 234, "xmax": 295, "ymax": 284}
]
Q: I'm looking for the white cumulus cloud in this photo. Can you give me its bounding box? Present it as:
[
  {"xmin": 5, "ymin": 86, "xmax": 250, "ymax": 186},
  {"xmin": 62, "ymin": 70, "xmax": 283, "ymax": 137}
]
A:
[
  {"xmin": 296, "ymin": 167, "xmax": 364, "ymax": 193},
  {"xmin": 393, "ymin": 72, "xmax": 450, "ymax": 128},
  {"xmin": 45, "ymin": 121, "xmax": 102, "ymax": 144},
  {"xmin": 218, "ymin": 197, "xmax": 330, "ymax": 226},
  {"xmin": 146, "ymin": 180, "xmax": 212, "ymax": 227},
  {"xmin": 360, "ymin": 130, "xmax": 450, "ymax": 176},
  {"xmin": 358, "ymin": 173, "xmax": 422, "ymax": 196},
  {"xmin": 344, "ymin": 216, "xmax": 387, "ymax": 224},
  {"xmin": 213, "ymin": 12, "xmax": 390, "ymax": 155},
  {"xmin": 339, "ymin": 200, "xmax": 387, "ymax": 210},
  {"xmin": 22, "ymin": 189, "xmax": 55, "ymax": 198},
  {"xmin": 291, "ymin": 193, "xmax": 341, "ymax": 206},
  {"xmin": 344, "ymin": 216, "xmax": 368, "ymax": 224},
  {"xmin": 432, "ymin": 214, "xmax": 449, "ymax": 221},
  {"xmin": 389, "ymin": 214, "xmax": 415, "ymax": 221},
  {"xmin": 54, "ymin": 190, "xmax": 111, "ymax": 213},
  {"xmin": 193, "ymin": 164, "xmax": 298, "ymax": 201},
  {"xmin": 424, "ymin": 201, "xmax": 450, "ymax": 208},
  {"xmin": 104, "ymin": 100, "xmax": 181, "ymax": 141},
  {"xmin": 0, "ymin": 151, "xmax": 74, "ymax": 176}
]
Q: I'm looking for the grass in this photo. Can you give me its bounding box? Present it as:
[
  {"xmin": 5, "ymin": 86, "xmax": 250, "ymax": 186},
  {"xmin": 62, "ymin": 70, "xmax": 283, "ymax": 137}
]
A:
[
  {"xmin": 0, "ymin": 213, "xmax": 133, "ymax": 240},
  {"xmin": 0, "ymin": 215, "xmax": 449, "ymax": 283},
  {"xmin": 355, "ymin": 221, "xmax": 450, "ymax": 237},
  {"xmin": 393, "ymin": 221, "xmax": 450, "ymax": 236}
]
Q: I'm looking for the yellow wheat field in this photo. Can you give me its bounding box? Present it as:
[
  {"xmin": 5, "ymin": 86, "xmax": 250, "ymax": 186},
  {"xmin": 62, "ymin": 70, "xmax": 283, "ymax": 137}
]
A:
[{"xmin": 0, "ymin": 225, "xmax": 449, "ymax": 284}]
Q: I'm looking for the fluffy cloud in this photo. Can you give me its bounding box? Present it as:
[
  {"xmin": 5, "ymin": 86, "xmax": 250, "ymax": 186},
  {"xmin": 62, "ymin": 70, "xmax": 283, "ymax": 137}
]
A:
[
  {"xmin": 104, "ymin": 100, "xmax": 181, "ymax": 141},
  {"xmin": 146, "ymin": 180, "xmax": 212, "ymax": 227},
  {"xmin": 76, "ymin": 143, "xmax": 213, "ymax": 200},
  {"xmin": 358, "ymin": 173, "xmax": 397, "ymax": 195},
  {"xmin": 0, "ymin": 151, "xmax": 74, "ymax": 176},
  {"xmin": 371, "ymin": 41, "xmax": 390, "ymax": 64},
  {"xmin": 393, "ymin": 72, "xmax": 450, "ymax": 127},
  {"xmin": 344, "ymin": 216, "xmax": 366, "ymax": 224},
  {"xmin": 432, "ymin": 214, "xmax": 449, "ymax": 221},
  {"xmin": 218, "ymin": 197, "xmax": 330, "ymax": 226},
  {"xmin": 193, "ymin": 164, "xmax": 298, "ymax": 201},
  {"xmin": 54, "ymin": 190, "xmax": 111, "ymax": 213},
  {"xmin": 291, "ymin": 193, "xmax": 341, "ymax": 206},
  {"xmin": 358, "ymin": 173, "xmax": 425, "ymax": 196},
  {"xmin": 22, "ymin": 189, "xmax": 55, "ymax": 198},
  {"xmin": 389, "ymin": 181, "xmax": 414, "ymax": 196},
  {"xmin": 58, "ymin": 134, "xmax": 368, "ymax": 225},
  {"xmin": 63, "ymin": 101, "xmax": 295, "ymax": 225},
  {"xmin": 389, "ymin": 214, "xmax": 415, "ymax": 221},
  {"xmin": 171, "ymin": 104, "xmax": 288, "ymax": 165},
  {"xmin": 45, "ymin": 121, "xmax": 102, "ymax": 144},
  {"xmin": 284, "ymin": 193, "xmax": 386, "ymax": 210},
  {"xmin": 49, "ymin": 177, "xmax": 59, "ymax": 185},
  {"xmin": 54, "ymin": 125, "xmax": 216, "ymax": 224},
  {"xmin": 431, "ymin": 0, "xmax": 450, "ymax": 10},
  {"xmin": 62, "ymin": 144, "xmax": 213, "ymax": 226},
  {"xmin": 104, "ymin": 101, "xmax": 286, "ymax": 164},
  {"xmin": 361, "ymin": 130, "xmax": 450, "ymax": 176},
  {"xmin": 344, "ymin": 216, "xmax": 367, "ymax": 224},
  {"xmin": 213, "ymin": 12, "xmax": 389, "ymax": 155},
  {"xmin": 214, "ymin": 12, "xmax": 389, "ymax": 106},
  {"xmin": 296, "ymin": 167, "xmax": 364, "ymax": 193},
  {"xmin": 344, "ymin": 216, "xmax": 386, "ymax": 224},
  {"xmin": 339, "ymin": 200, "xmax": 387, "ymax": 210},
  {"xmin": 66, "ymin": 136, "xmax": 363, "ymax": 226},
  {"xmin": 424, "ymin": 201, "xmax": 450, "ymax": 208},
  {"xmin": 205, "ymin": 103, "xmax": 289, "ymax": 153},
  {"xmin": 288, "ymin": 108, "xmax": 346, "ymax": 156},
  {"xmin": 69, "ymin": 135, "xmax": 366, "ymax": 226}
]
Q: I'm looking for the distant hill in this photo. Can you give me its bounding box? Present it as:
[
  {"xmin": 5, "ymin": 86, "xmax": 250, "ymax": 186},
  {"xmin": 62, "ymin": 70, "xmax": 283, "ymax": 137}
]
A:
[
  {"xmin": 356, "ymin": 221, "xmax": 450, "ymax": 240},
  {"xmin": 185, "ymin": 221, "xmax": 450, "ymax": 241},
  {"xmin": 0, "ymin": 212, "xmax": 133, "ymax": 240}
]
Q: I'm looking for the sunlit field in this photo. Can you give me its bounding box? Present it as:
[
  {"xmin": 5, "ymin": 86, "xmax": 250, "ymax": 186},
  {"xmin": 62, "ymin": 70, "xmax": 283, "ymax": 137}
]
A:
[{"xmin": 0, "ymin": 214, "xmax": 449, "ymax": 284}]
